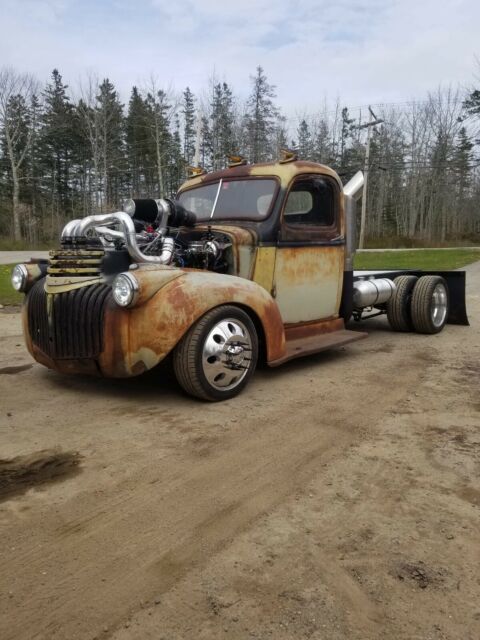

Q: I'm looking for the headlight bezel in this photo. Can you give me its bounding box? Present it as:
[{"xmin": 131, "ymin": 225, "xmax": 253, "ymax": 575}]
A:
[
  {"xmin": 11, "ymin": 264, "xmax": 28, "ymax": 292},
  {"xmin": 112, "ymin": 272, "xmax": 139, "ymax": 308}
]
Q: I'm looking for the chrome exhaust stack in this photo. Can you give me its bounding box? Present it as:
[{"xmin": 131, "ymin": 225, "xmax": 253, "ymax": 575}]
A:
[{"xmin": 343, "ymin": 171, "xmax": 364, "ymax": 271}]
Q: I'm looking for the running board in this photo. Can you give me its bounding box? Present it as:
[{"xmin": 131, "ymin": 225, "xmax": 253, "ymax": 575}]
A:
[{"xmin": 268, "ymin": 329, "xmax": 368, "ymax": 367}]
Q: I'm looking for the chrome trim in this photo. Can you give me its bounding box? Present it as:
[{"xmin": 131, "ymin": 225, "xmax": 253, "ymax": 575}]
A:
[
  {"xmin": 431, "ymin": 282, "xmax": 448, "ymax": 328},
  {"xmin": 11, "ymin": 263, "xmax": 28, "ymax": 292},
  {"xmin": 62, "ymin": 212, "xmax": 174, "ymax": 265},
  {"xmin": 112, "ymin": 272, "xmax": 139, "ymax": 308},
  {"xmin": 343, "ymin": 171, "xmax": 364, "ymax": 201}
]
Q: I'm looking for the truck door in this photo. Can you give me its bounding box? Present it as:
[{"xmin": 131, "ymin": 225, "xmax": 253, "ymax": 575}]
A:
[{"xmin": 273, "ymin": 174, "xmax": 345, "ymax": 324}]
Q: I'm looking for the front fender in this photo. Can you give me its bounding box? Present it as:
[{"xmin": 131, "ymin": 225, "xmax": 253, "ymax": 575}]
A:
[{"xmin": 99, "ymin": 270, "xmax": 286, "ymax": 376}]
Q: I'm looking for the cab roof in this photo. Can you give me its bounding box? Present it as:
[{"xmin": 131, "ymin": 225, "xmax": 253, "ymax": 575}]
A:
[{"xmin": 178, "ymin": 160, "xmax": 343, "ymax": 193}]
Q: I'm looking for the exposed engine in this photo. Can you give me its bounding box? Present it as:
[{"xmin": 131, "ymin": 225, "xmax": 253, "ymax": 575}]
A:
[{"xmin": 60, "ymin": 198, "xmax": 232, "ymax": 274}]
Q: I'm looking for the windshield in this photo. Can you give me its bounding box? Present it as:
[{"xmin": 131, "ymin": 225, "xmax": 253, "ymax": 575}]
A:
[{"xmin": 178, "ymin": 178, "xmax": 277, "ymax": 221}]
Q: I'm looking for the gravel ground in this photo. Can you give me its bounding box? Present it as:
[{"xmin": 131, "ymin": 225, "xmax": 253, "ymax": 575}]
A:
[{"xmin": 0, "ymin": 262, "xmax": 479, "ymax": 640}]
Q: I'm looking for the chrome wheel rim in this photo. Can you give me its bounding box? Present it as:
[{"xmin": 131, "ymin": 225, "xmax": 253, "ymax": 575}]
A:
[
  {"xmin": 202, "ymin": 318, "xmax": 253, "ymax": 391},
  {"xmin": 431, "ymin": 283, "xmax": 448, "ymax": 328}
]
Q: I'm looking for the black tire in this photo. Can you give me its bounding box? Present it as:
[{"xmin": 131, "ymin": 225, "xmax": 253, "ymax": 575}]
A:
[
  {"xmin": 411, "ymin": 275, "xmax": 449, "ymax": 334},
  {"xmin": 173, "ymin": 305, "xmax": 258, "ymax": 401},
  {"xmin": 386, "ymin": 275, "xmax": 418, "ymax": 331}
]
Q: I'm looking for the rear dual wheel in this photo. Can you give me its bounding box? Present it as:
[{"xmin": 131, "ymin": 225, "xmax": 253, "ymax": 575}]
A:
[
  {"xmin": 173, "ymin": 305, "xmax": 258, "ymax": 401},
  {"xmin": 411, "ymin": 275, "xmax": 449, "ymax": 334},
  {"xmin": 387, "ymin": 274, "xmax": 449, "ymax": 334}
]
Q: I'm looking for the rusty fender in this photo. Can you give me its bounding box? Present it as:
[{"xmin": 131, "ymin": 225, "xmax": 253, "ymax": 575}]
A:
[{"xmin": 98, "ymin": 269, "xmax": 286, "ymax": 377}]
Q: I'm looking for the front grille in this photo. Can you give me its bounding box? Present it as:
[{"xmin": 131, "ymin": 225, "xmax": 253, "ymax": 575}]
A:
[
  {"xmin": 28, "ymin": 280, "xmax": 111, "ymax": 360},
  {"xmin": 47, "ymin": 247, "xmax": 105, "ymax": 277}
]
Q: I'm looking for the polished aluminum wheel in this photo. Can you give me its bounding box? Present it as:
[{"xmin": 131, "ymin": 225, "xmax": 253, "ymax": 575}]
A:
[
  {"xmin": 431, "ymin": 282, "xmax": 448, "ymax": 328},
  {"xmin": 201, "ymin": 318, "xmax": 253, "ymax": 391}
]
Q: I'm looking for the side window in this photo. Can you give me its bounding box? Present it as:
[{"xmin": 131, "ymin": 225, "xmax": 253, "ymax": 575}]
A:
[{"xmin": 281, "ymin": 176, "xmax": 339, "ymax": 241}]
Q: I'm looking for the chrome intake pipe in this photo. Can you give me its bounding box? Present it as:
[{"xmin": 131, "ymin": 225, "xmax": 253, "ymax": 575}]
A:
[
  {"xmin": 61, "ymin": 212, "xmax": 174, "ymax": 265},
  {"xmin": 93, "ymin": 225, "xmax": 145, "ymax": 243},
  {"xmin": 61, "ymin": 219, "xmax": 82, "ymax": 238}
]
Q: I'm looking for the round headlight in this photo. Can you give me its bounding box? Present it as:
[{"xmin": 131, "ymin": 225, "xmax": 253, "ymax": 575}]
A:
[
  {"xmin": 112, "ymin": 273, "xmax": 139, "ymax": 307},
  {"xmin": 11, "ymin": 264, "xmax": 28, "ymax": 292}
]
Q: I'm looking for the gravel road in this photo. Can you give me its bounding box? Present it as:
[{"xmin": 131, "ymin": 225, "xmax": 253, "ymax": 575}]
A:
[
  {"xmin": 0, "ymin": 251, "xmax": 49, "ymax": 265},
  {"xmin": 0, "ymin": 263, "xmax": 479, "ymax": 640}
]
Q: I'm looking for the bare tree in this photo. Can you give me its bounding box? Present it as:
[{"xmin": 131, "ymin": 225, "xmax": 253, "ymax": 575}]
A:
[{"xmin": 0, "ymin": 67, "xmax": 38, "ymax": 240}]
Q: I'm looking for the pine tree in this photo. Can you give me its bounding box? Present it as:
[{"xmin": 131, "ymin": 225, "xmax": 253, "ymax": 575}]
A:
[
  {"xmin": 209, "ymin": 82, "xmax": 236, "ymax": 170},
  {"xmin": 312, "ymin": 119, "xmax": 334, "ymax": 165},
  {"xmin": 126, "ymin": 87, "xmax": 153, "ymax": 196},
  {"xmin": 182, "ymin": 87, "xmax": 196, "ymax": 169},
  {"xmin": 245, "ymin": 66, "xmax": 279, "ymax": 162},
  {"xmin": 96, "ymin": 78, "xmax": 124, "ymax": 208},
  {"xmin": 40, "ymin": 69, "xmax": 79, "ymax": 225},
  {"xmin": 339, "ymin": 107, "xmax": 355, "ymax": 171},
  {"xmin": 297, "ymin": 119, "xmax": 313, "ymax": 160},
  {"xmin": 454, "ymin": 127, "xmax": 474, "ymax": 235},
  {"xmin": 463, "ymin": 89, "xmax": 480, "ymax": 119}
]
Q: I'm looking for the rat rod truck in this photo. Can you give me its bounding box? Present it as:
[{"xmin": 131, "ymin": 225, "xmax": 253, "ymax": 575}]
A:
[{"xmin": 12, "ymin": 156, "xmax": 468, "ymax": 401}]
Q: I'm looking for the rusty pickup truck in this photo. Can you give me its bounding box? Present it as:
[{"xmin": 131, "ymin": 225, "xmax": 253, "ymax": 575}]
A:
[{"xmin": 12, "ymin": 154, "xmax": 468, "ymax": 400}]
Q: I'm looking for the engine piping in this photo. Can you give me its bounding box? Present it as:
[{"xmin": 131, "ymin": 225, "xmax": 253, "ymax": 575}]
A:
[{"xmin": 62, "ymin": 212, "xmax": 175, "ymax": 265}]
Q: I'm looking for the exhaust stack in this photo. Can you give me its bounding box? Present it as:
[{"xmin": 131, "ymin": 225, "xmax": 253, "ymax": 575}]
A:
[{"xmin": 343, "ymin": 171, "xmax": 364, "ymax": 271}]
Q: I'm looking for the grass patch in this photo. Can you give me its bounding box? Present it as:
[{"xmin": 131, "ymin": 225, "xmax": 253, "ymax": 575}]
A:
[
  {"xmin": 0, "ymin": 264, "xmax": 23, "ymax": 306},
  {"xmin": 0, "ymin": 238, "xmax": 53, "ymax": 251},
  {"xmin": 1, "ymin": 249, "xmax": 479, "ymax": 306},
  {"xmin": 354, "ymin": 248, "xmax": 480, "ymax": 271}
]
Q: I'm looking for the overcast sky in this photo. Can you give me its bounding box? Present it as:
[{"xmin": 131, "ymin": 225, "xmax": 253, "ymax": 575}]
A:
[{"xmin": 1, "ymin": 0, "xmax": 479, "ymax": 115}]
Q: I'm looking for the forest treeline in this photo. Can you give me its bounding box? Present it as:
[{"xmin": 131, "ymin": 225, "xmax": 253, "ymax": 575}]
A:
[{"xmin": 0, "ymin": 65, "xmax": 479, "ymax": 245}]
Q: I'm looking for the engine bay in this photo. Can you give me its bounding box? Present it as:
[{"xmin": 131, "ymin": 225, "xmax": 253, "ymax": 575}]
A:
[{"xmin": 59, "ymin": 198, "xmax": 234, "ymax": 276}]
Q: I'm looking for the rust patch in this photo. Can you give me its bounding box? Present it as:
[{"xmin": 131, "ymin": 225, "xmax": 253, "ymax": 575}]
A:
[
  {"xmin": 252, "ymin": 246, "xmax": 276, "ymax": 293},
  {"xmin": 0, "ymin": 450, "xmax": 82, "ymax": 502},
  {"xmin": 285, "ymin": 317, "xmax": 344, "ymax": 342},
  {"xmin": 276, "ymin": 246, "xmax": 341, "ymax": 284},
  {"xmin": 99, "ymin": 271, "xmax": 287, "ymax": 375},
  {"xmin": 273, "ymin": 245, "xmax": 344, "ymax": 323}
]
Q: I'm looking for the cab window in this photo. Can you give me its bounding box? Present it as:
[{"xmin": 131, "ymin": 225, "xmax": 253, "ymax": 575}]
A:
[{"xmin": 281, "ymin": 176, "xmax": 339, "ymax": 242}]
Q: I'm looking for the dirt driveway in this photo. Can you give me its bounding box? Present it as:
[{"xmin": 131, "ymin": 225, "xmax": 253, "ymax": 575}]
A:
[{"xmin": 1, "ymin": 264, "xmax": 479, "ymax": 640}]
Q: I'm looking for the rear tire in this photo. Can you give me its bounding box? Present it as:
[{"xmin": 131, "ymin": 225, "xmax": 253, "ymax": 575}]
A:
[
  {"xmin": 411, "ymin": 275, "xmax": 449, "ymax": 334},
  {"xmin": 173, "ymin": 305, "xmax": 258, "ymax": 401},
  {"xmin": 386, "ymin": 275, "xmax": 418, "ymax": 331}
]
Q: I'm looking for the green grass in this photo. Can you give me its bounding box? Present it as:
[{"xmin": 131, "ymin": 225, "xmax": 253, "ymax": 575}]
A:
[
  {"xmin": 354, "ymin": 248, "xmax": 480, "ymax": 271},
  {"xmin": 1, "ymin": 249, "xmax": 479, "ymax": 306},
  {"xmin": 0, "ymin": 238, "xmax": 53, "ymax": 251},
  {"xmin": 0, "ymin": 264, "xmax": 23, "ymax": 306}
]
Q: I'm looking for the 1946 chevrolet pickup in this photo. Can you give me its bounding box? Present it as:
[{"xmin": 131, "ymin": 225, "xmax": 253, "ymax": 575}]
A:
[{"xmin": 11, "ymin": 153, "xmax": 468, "ymax": 400}]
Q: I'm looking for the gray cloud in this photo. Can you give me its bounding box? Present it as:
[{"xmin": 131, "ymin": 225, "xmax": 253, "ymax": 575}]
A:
[{"xmin": 0, "ymin": 0, "xmax": 478, "ymax": 113}]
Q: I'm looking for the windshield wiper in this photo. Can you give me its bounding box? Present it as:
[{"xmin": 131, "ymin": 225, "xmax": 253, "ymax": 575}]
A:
[{"xmin": 209, "ymin": 179, "xmax": 223, "ymax": 219}]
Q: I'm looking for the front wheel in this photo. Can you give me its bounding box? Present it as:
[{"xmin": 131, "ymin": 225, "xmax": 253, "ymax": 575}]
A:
[{"xmin": 173, "ymin": 305, "xmax": 258, "ymax": 401}]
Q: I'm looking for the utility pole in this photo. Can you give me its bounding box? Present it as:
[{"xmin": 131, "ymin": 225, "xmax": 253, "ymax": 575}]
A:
[{"xmin": 357, "ymin": 107, "xmax": 383, "ymax": 249}]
